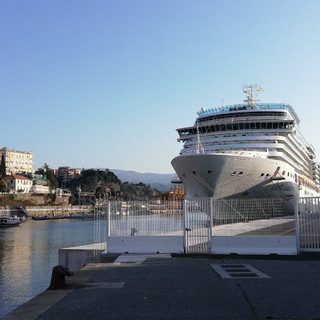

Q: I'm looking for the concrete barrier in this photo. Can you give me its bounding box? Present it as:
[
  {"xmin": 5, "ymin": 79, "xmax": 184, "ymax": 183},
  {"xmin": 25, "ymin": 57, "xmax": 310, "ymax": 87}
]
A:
[
  {"xmin": 212, "ymin": 236, "xmax": 298, "ymax": 255},
  {"xmin": 107, "ymin": 236, "xmax": 184, "ymax": 254},
  {"xmin": 59, "ymin": 243, "xmax": 106, "ymax": 272}
]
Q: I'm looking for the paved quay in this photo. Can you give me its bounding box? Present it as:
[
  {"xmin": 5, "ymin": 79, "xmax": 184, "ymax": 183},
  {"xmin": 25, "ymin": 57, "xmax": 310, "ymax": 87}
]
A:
[{"xmin": 3, "ymin": 253, "xmax": 320, "ymax": 320}]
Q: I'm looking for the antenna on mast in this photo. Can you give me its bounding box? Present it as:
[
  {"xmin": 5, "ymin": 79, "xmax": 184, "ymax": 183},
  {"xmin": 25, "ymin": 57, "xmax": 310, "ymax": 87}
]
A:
[{"xmin": 243, "ymin": 84, "xmax": 263, "ymax": 107}]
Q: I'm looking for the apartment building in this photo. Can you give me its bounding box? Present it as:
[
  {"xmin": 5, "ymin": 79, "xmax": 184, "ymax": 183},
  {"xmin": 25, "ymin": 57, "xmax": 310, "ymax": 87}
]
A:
[
  {"xmin": 57, "ymin": 166, "xmax": 82, "ymax": 187},
  {"xmin": 0, "ymin": 147, "xmax": 35, "ymax": 175}
]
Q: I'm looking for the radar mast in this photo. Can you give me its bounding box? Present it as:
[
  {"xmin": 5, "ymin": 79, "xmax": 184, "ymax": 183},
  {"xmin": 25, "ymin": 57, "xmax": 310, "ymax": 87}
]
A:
[{"xmin": 243, "ymin": 84, "xmax": 263, "ymax": 107}]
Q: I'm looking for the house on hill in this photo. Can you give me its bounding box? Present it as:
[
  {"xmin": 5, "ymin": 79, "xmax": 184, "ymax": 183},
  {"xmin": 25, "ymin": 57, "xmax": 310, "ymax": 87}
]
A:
[{"xmin": 4, "ymin": 175, "xmax": 33, "ymax": 193}]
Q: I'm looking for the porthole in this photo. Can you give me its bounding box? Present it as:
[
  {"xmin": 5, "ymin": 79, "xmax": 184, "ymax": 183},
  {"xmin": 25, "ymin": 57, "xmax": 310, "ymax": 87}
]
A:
[{"xmin": 238, "ymin": 172, "xmax": 243, "ymax": 176}]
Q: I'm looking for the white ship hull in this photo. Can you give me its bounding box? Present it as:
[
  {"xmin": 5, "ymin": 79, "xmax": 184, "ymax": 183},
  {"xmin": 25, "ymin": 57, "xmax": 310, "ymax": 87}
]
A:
[
  {"xmin": 171, "ymin": 153, "xmax": 304, "ymax": 203},
  {"xmin": 172, "ymin": 86, "xmax": 320, "ymax": 209}
]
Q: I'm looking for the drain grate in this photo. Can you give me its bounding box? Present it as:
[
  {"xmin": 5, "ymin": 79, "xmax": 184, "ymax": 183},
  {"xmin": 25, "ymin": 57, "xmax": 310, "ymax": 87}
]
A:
[{"xmin": 211, "ymin": 264, "xmax": 270, "ymax": 279}]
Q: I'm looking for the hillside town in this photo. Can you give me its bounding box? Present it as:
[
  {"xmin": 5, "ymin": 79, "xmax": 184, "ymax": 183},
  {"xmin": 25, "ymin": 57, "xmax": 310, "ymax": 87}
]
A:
[{"xmin": 0, "ymin": 147, "xmax": 185, "ymax": 207}]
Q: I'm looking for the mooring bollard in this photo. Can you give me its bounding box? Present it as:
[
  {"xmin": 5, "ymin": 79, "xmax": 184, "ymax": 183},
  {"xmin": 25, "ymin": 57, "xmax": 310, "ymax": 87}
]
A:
[{"xmin": 48, "ymin": 265, "xmax": 74, "ymax": 290}]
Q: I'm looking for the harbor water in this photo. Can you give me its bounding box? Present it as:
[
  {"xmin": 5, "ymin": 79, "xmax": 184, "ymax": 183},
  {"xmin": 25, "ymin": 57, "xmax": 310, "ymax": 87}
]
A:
[{"xmin": 0, "ymin": 219, "xmax": 98, "ymax": 318}]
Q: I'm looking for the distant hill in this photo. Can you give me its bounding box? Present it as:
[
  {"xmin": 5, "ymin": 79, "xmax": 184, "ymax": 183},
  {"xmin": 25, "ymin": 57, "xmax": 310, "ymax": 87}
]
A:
[{"xmin": 111, "ymin": 169, "xmax": 174, "ymax": 191}]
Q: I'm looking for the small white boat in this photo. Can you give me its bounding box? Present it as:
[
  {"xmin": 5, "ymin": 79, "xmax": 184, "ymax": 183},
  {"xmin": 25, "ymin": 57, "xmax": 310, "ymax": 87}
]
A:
[{"xmin": 0, "ymin": 216, "xmax": 21, "ymax": 227}]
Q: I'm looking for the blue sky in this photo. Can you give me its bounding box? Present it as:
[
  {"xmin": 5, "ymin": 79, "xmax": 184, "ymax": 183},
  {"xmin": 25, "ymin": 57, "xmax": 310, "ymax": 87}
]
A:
[{"xmin": 1, "ymin": 0, "xmax": 320, "ymax": 173}]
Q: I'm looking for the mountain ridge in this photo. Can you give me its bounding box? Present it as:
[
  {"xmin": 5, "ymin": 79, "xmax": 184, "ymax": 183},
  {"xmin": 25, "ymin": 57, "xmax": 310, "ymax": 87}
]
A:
[{"xmin": 110, "ymin": 169, "xmax": 174, "ymax": 191}]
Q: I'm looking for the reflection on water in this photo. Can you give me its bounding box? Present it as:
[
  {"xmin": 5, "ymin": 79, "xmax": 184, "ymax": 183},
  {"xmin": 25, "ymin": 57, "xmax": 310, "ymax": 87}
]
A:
[{"xmin": 0, "ymin": 219, "xmax": 96, "ymax": 317}]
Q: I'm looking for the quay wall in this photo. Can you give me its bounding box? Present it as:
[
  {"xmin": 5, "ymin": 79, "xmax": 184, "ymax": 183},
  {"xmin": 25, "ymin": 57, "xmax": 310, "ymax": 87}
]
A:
[
  {"xmin": 0, "ymin": 193, "xmax": 93, "ymax": 217},
  {"xmin": 0, "ymin": 193, "xmax": 69, "ymax": 206},
  {"xmin": 0, "ymin": 204, "xmax": 93, "ymax": 217},
  {"xmin": 24, "ymin": 205, "xmax": 93, "ymax": 217}
]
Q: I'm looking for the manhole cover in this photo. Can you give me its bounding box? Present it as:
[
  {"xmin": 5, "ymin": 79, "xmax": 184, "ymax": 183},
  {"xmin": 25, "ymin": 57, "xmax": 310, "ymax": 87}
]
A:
[{"xmin": 211, "ymin": 264, "xmax": 270, "ymax": 279}]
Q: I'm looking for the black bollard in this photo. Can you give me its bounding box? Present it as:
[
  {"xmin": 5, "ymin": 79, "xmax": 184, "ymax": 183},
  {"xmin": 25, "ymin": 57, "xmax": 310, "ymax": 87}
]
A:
[{"xmin": 48, "ymin": 265, "xmax": 74, "ymax": 290}]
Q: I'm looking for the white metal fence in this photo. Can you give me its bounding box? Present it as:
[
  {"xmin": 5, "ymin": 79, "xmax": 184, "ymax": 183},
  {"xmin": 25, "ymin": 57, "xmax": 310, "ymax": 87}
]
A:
[
  {"xmin": 95, "ymin": 200, "xmax": 183, "ymax": 236},
  {"xmin": 92, "ymin": 197, "xmax": 320, "ymax": 254},
  {"xmin": 93, "ymin": 198, "xmax": 302, "ymax": 255},
  {"xmin": 212, "ymin": 198, "xmax": 296, "ymax": 237}
]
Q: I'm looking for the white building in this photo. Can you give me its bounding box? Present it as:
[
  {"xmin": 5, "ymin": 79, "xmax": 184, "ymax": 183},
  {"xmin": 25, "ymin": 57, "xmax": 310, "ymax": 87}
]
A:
[
  {"xmin": 0, "ymin": 147, "xmax": 34, "ymax": 175},
  {"xmin": 30, "ymin": 184, "xmax": 50, "ymax": 194},
  {"xmin": 4, "ymin": 175, "xmax": 33, "ymax": 193}
]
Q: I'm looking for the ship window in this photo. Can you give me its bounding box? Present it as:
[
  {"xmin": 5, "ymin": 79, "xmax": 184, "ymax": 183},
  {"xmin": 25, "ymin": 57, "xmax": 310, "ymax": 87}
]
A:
[
  {"xmin": 260, "ymin": 173, "xmax": 264, "ymax": 177},
  {"xmin": 266, "ymin": 174, "xmax": 270, "ymax": 177},
  {"xmin": 282, "ymin": 171, "xmax": 285, "ymax": 175},
  {"xmin": 273, "ymin": 122, "xmax": 278, "ymax": 129},
  {"xmin": 256, "ymin": 123, "xmax": 261, "ymax": 129},
  {"xmin": 208, "ymin": 170, "xmax": 212, "ymax": 175},
  {"xmin": 231, "ymin": 171, "xmax": 236, "ymax": 176},
  {"xmin": 287, "ymin": 172, "xmax": 290, "ymax": 177},
  {"xmin": 238, "ymin": 172, "xmax": 243, "ymax": 176},
  {"xmin": 192, "ymin": 171, "xmax": 196, "ymax": 174}
]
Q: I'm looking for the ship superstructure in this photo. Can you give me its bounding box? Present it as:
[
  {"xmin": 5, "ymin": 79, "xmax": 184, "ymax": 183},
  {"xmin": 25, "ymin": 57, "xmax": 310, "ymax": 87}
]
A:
[{"xmin": 171, "ymin": 85, "xmax": 320, "ymax": 203}]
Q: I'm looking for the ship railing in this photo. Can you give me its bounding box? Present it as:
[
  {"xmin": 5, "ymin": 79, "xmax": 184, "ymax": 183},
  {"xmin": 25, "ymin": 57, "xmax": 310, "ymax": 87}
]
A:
[{"xmin": 197, "ymin": 103, "xmax": 299, "ymax": 123}]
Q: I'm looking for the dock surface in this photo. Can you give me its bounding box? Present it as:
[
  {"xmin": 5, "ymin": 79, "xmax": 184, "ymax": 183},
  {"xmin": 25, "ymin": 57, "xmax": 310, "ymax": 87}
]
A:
[{"xmin": 2, "ymin": 253, "xmax": 320, "ymax": 320}]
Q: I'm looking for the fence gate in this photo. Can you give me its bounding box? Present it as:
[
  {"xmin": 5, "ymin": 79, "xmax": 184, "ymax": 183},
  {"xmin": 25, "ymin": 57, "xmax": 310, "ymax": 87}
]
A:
[
  {"xmin": 299, "ymin": 197, "xmax": 320, "ymax": 252},
  {"xmin": 184, "ymin": 199, "xmax": 212, "ymax": 253}
]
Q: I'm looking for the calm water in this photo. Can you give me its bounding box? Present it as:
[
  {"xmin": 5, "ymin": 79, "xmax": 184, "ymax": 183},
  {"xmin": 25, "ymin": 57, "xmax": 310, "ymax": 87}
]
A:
[{"xmin": 0, "ymin": 219, "xmax": 96, "ymax": 317}]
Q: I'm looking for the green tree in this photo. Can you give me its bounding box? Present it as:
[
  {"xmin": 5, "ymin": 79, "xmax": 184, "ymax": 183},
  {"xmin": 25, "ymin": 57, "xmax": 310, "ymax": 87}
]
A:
[
  {"xmin": 120, "ymin": 182, "xmax": 158, "ymax": 200},
  {"xmin": 35, "ymin": 163, "xmax": 58, "ymax": 190},
  {"xmin": 0, "ymin": 179, "xmax": 7, "ymax": 192},
  {"xmin": 0, "ymin": 154, "xmax": 6, "ymax": 178},
  {"xmin": 68, "ymin": 169, "xmax": 160, "ymax": 200},
  {"xmin": 69, "ymin": 169, "xmax": 121, "ymax": 193}
]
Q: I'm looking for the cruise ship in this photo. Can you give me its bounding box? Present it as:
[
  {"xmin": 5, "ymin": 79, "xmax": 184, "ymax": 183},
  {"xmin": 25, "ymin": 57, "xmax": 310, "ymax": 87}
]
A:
[{"xmin": 171, "ymin": 85, "xmax": 320, "ymax": 205}]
